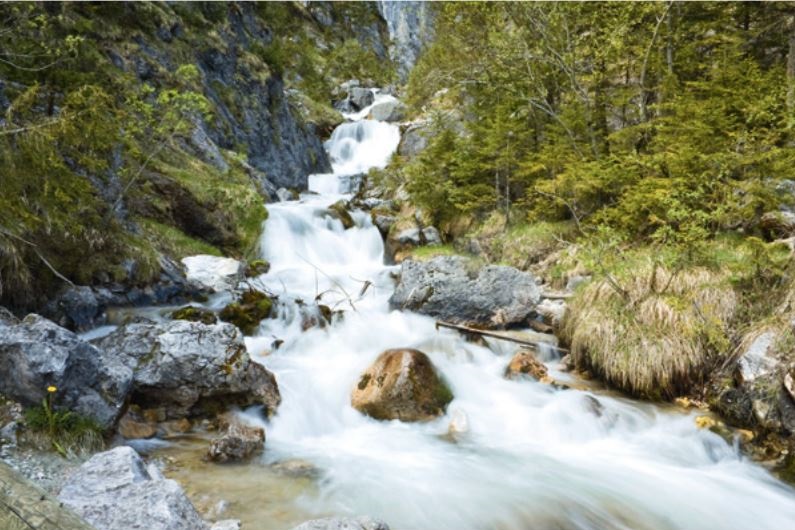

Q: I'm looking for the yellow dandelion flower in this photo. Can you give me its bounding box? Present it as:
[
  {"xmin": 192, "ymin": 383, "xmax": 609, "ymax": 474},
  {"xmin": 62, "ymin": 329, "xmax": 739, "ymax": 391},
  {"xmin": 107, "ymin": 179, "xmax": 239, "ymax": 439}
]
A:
[{"xmin": 47, "ymin": 386, "xmax": 57, "ymax": 393}]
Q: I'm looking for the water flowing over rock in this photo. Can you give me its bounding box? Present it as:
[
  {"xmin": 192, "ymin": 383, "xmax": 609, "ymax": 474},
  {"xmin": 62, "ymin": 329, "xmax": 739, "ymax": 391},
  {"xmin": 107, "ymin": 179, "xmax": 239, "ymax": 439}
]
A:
[
  {"xmin": 95, "ymin": 321, "xmax": 280, "ymax": 419},
  {"xmin": 291, "ymin": 516, "xmax": 390, "ymax": 530},
  {"xmin": 351, "ymin": 348, "xmax": 453, "ymax": 422},
  {"xmin": 181, "ymin": 255, "xmax": 243, "ymax": 292},
  {"xmin": 389, "ymin": 256, "xmax": 541, "ymax": 328},
  {"xmin": 0, "ymin": 314, "xmax": 132, "ymax": 430},
  {"xmin": 325, "ymin": 119, "xmax": 401, "ymax": 177},
  {"xmin": 59, "ymin": 446, "xmax": 206, "ymax": 530}
]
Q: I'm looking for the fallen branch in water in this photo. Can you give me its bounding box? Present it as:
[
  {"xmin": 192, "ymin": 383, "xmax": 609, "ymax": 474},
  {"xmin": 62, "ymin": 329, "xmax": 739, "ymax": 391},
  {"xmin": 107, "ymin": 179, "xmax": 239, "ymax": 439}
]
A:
[{"xmin": 435, "ymin": 320, "xmax": 568, "ymax": 352}]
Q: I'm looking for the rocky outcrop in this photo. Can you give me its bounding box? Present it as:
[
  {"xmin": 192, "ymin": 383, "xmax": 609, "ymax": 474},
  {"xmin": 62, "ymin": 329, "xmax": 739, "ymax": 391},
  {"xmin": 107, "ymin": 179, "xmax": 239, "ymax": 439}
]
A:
[
  {"xmin": 389, "ymin": 256, "xmax": 541, "ymax": 328},
  {"xmin": 395, "ymin": 226, "xmax": 442, "ymax": 247},
  {"xmin": 378, "ymin": 1, "xmax": 435, "ymax": 82},
  {"xmin": 181, "ymin": 255, "xmax": 243, "ymax": 292},
  {"xmin": 291, "ymin": 517, "xmax": 390, "ymax": 530},
  {"xmin": 397, "ymin": 121, "xmax": 430, "ymax": 157},
  {"xmin": 192, "ymin": 5, "xmax": 331, "ymax": 190},
  {"xmin": 713, "ymin": 327, "xmax": 795, "ymax": 437},
  {"xmin": 95, "ymin": 321, "xmax": 280, "ymax": 419},
  {"xmin": 0, "ymin": 314, "xmax": 132, "ymax": 430},
  {"xmin": 351, "ymin": 348, "xmax": 453, "ymax": 422},
  {"xmin": 369, "ymin": 99, "xmax": 405, "ymax": 122},
  {"xmin": 207, "ymin": 415, "xmax": 265, "ymax": 463},
  {"xmin": 42, "ymin": 256, "xmax": 206, "ymax": 332},
  {"xmin": 59, "ymin": 446, "xmax": 206, "ymax": 530},
  {"xmin": 0, "ymin": 460, "xmax": 95, "ymax": 530},
  {"xmin": 760, "ymin": 211, "xmax": 795, "ymax": 239},
  {"xmin": 335, "ymin": 85, "xmax": 375, "ymax": 114}
]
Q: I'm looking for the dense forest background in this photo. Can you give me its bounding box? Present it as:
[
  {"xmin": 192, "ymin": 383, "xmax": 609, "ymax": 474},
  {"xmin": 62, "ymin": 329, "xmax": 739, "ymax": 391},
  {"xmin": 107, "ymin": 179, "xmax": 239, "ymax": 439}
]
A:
[{"xmin": 398, "ymin": 2, "xmax": 795, "ymax": 251}]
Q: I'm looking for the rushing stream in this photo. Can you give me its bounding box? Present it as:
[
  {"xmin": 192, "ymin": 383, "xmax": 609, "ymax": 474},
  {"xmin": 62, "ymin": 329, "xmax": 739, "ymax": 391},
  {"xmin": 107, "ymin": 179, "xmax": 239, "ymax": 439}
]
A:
[{"xmin": 155, "ymin": 91, "xmax": 795, "ymax": 530}]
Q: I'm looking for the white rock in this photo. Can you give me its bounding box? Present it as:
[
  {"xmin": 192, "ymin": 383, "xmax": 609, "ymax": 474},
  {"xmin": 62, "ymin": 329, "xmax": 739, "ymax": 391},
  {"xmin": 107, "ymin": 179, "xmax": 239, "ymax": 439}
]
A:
[
  {"xmin": 738, "ymin": 331, "xmax": 778, "ymax": 383},
  {"xmin": 59, "ymin": 446, "xmax": 207, "ymax": 530},
  {"xmin": 536, "ymin": 298, "xmax": 566, "ymax": 328},
  {"xmin": 181, "ymin": 255, "xmax": 243, "ymax": 292}
]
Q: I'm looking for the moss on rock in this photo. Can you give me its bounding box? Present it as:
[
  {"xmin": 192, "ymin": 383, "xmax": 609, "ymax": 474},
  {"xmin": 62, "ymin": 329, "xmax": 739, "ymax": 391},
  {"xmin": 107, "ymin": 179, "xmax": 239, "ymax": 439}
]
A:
[
  {"xmin": 170, "ymin": 305, "xmax": 217, "ymax": 325},
  {"xmin": 219, "ymin": 290, "xmax": 274, "ymax": 335},
  {"xmin": 244, "ymin": 259, "xmax": 271, "ymax": 278}
]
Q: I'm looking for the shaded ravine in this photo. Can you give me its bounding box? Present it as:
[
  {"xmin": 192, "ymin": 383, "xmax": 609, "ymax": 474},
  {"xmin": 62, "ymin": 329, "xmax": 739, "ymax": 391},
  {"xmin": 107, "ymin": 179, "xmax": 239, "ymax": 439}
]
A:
[{"xmin": 161, "ymin": 92, "xmax": 795, "ymax": 530}]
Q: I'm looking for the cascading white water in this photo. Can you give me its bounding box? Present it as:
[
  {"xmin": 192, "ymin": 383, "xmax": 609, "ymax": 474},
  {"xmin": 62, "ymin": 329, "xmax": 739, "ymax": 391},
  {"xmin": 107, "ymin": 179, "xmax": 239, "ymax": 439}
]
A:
[{"xmin": 243, "ymin": 95, "xmax": 795, "ymax": 529}]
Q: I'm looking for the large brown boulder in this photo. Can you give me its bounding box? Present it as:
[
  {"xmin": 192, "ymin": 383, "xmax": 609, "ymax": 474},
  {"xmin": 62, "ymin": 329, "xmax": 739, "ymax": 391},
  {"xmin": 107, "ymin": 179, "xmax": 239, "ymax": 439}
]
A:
[{"xmin": 351, "ymin": 349, "xmax": 453, "ymax": 422}]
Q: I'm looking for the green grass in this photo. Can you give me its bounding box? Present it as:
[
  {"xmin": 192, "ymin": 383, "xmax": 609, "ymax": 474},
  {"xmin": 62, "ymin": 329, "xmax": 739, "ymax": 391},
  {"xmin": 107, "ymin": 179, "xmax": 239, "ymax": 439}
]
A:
[
  {"xmin": 139, "ymin": 218, "xmax": 223, "ymax": 258},
  {"xmin": 23, "ymin": 403, "xmax": 105, "ymax": 456},
  {"xmin": 408, "ymin": 244, "xmax": 458, "ymax": 261},
  {"xmin": 151, "ymin": 149, "xmax": 269, "ymax": 257}
]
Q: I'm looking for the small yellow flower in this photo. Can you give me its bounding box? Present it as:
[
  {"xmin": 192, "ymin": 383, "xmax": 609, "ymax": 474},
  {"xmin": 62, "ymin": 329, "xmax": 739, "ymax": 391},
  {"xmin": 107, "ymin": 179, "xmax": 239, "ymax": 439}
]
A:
[{"xmin": 47, "ymin": 386, "xmax": 57, "ymax": 393}]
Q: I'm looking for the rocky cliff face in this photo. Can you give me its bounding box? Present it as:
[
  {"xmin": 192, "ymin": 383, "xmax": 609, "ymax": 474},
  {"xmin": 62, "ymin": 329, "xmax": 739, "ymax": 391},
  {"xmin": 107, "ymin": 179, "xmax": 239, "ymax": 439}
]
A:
[
  {"xmin": 0, "ymin": 2, "xmax": 391, "ymax": 313},
  {"xmin": 120, "ymin": 3, "xmax": 332, "ymax": 192},
  {"xmin": 378, "ymin": 1, "xmax": 434, "ymax": 82}
]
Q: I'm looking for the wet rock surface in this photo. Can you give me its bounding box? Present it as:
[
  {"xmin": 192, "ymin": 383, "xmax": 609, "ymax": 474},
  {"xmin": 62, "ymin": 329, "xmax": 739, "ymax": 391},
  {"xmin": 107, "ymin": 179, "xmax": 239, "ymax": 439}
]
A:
[
  {"xmin": 389, "ymin": 256, "xmax": 541, "ymax": 328},
  {"xmin": 351, "ymin": 348, "xmax": 453, "ymax": 422}
]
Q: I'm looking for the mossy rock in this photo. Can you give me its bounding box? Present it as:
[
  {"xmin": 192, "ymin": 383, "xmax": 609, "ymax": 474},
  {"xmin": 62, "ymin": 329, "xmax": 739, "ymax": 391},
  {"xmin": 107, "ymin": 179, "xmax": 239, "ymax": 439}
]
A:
[
  {"xmin": 351, "ymin": 348, "xmax": 453, "ymax": 422},
  {"xmin": 245, "ymin": 259, "xmax": 270, "ymax": 278},
  {"xmin": 328, "ymin": 200, "xmax": 355, "ymax": 230},
  {"xmin": 219, "ymin": 290, "xmax": 274, "ymax": 335},
  {"xmin": 170, "ymin": 305, "xmax": 218, "ymax": 325}
]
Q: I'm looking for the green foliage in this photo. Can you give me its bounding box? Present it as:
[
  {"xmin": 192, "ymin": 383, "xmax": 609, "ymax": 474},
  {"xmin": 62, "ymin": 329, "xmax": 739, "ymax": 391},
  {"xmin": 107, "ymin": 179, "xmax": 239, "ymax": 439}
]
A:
[
  {"xmin": 23, "ymin": 395, "xmax": 104, "ymax": 456},
  {"xmin": 407, "ymin": 2, "xmax": 795, "ymax": 246}
]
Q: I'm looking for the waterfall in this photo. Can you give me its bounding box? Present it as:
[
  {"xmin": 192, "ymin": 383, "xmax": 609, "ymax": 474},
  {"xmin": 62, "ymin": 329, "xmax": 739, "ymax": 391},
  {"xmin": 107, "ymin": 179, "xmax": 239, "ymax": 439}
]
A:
[{"xmin": 196, "ymin": 93, "xmax": 795, "ymax": 530}]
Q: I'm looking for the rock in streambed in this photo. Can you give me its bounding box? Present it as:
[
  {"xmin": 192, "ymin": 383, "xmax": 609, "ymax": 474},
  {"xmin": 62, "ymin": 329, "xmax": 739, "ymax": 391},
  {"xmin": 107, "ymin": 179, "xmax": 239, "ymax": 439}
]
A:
[
  {"xmin": 389, "ymin": 256, "xmax": 541, "ymax": 328},
  {"xmin": 351, "ymin": 348, "xmax": 453, "ymax": 422}
]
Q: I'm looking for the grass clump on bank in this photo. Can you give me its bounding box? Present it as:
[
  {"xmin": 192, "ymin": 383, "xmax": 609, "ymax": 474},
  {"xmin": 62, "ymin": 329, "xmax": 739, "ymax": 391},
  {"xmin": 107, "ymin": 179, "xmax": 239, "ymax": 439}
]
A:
[
  {"xmin": 562, "ymin": 253, "xmax": 736, "ymax": 399},
  {"xmin": 22, "ymin": 394, "xmax": 105, "ymax": 457}
]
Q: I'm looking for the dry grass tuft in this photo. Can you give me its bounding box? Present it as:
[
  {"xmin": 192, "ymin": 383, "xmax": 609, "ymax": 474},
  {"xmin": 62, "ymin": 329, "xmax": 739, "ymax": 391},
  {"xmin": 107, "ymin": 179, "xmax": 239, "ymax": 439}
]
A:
[{"xmin": 562, "ymin": 266, "xmax": 736, "ymax": 399}]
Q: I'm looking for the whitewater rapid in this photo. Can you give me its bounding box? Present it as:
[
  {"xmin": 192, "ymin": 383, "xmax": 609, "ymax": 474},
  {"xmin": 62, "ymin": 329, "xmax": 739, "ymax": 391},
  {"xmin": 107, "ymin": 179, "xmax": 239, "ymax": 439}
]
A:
[{"xmin": 238, "ymin": 91, "xmax": 795, "ymax": 530}]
